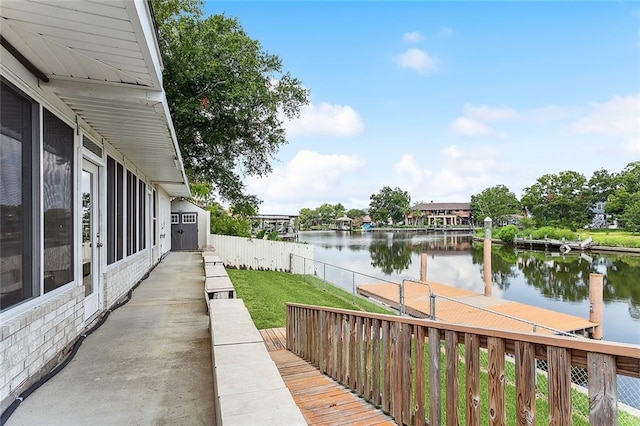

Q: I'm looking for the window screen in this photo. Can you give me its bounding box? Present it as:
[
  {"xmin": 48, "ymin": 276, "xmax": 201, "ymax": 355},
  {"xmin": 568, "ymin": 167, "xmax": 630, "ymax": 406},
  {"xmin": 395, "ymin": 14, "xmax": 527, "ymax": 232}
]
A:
[
  {"xmin": 0, "ymin": 82, "xmax": 36, "ymax": 309},
  {"xmin": 43, "ymin": 109, "xmax": 74, "ymax": 293}
]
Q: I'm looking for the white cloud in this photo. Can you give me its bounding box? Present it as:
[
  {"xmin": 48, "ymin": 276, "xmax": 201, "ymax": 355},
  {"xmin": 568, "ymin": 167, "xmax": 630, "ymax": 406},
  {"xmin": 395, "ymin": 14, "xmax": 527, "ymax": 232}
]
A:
[
  {"xmin": 393, "ymin": 146, "xmax": 513, "ymax": 201},
  {"xmin": 627, "ymin": 136, "xmax": 640, "ymax": 155},
  {"xmin": 571, "ymin": 94, "xmax": 640, "ymax": 138},
  {"xmin": 402, "ymin": 31, "xmax": 423, "ymax": 42},
  {"xmin": 284, "ymin": 102, "xmax": 365, "ymax": 138},
  {"xmin": 463, "ymin": 104, "xmax": 519, "ymax": 122},
  {"xmin": 451, "ymin": 117, "xmax": 497, "ymax": 137},
  {"xmin": 397, "ymin": 48, "xmax": 438, "ymax": 73},
  {"xmin": 247, "ymin": 150, "xmax": 365, "ymax": 212},
  {"xmin": 394, "ymin": 154, "xmax": 423, "ymax": 181},
  {"xmin": 439, "ymin": 27, "xmax": 453, "ymax": 37},
  {"xmin": 530, "ymin": 105, "xmax": 568, "ymax": 123}
]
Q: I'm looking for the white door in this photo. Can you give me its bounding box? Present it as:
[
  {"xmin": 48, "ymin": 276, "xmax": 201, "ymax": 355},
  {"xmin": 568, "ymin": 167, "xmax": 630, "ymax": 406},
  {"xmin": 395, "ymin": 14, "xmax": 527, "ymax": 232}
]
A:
[{"xmin": 82, "ymin": 160, "xmax": 102, "ymax": 320}]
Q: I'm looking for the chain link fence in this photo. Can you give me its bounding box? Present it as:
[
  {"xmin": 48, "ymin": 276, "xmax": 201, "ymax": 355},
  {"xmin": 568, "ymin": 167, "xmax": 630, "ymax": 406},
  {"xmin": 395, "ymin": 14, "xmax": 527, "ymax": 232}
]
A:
[{"xmin": 290, "ymin": 254, "xmax": 640, "ymax": 423}]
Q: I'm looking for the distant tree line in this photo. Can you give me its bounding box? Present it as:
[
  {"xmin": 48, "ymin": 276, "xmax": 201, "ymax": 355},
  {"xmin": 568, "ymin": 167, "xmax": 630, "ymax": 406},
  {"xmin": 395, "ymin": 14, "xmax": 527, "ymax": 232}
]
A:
[
  {"xmin": 471, "ymin": 161, "xmax": 639, "ymax": 231},
  {"xmin": 296, "ymin": 162, "xmax": 639, "ymax": 233}
]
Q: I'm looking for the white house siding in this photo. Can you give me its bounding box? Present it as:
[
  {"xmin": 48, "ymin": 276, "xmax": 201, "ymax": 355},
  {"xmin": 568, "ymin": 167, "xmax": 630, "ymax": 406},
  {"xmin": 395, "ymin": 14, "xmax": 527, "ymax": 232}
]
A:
[
  {"xmin": 0, "ymin": 286, "xmax": 84, "ymax": 411},
  {"xmin": 0, "ymin": 1, "xmax": 189, "ymax": 412},
  {"xmin": 209, "ymin": 234, "xmax": 314, "ymax": 274},
  {"xmin": 159, "ymin": 189, "xmax": 172, "ymax": 255}
]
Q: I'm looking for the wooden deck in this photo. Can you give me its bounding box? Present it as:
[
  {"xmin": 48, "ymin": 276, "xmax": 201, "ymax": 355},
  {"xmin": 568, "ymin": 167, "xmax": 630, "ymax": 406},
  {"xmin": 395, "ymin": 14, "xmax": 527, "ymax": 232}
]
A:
[
  {"xmin": 260, "ymin": 328, "xmax": 397, "ymax": 426},
  {"xmin": 357, "ymin": 280, "xmax": 597, "ymax": 336}
]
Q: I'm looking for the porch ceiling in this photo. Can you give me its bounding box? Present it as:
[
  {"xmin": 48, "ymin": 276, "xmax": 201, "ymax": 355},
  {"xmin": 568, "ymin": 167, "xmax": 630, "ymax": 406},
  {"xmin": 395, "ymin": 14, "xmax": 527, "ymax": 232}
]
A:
[{"xmin": 0, "ymin": 0, "xmax": 190, "ymax": 197}]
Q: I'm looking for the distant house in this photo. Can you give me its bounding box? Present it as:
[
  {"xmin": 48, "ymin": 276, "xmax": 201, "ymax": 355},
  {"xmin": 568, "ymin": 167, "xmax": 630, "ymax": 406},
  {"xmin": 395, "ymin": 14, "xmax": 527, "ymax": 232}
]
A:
[
  {"xmin": 589, "ymin": 201, "xmax": 617, "ymax": 229},
  {"xmin": 406, "ymin": 202, "xmax": 473, "ymax": 227},
  {"xmin": 1, "ymin": 1, "xmax": 190, "ymax": 411},
  {"xmin": 335, "ymin": 216, "xmax": 352, "ymax": 231},
  {"xmin": 254, "ymin": 214, "xmax": 298, "ymax": 239}
]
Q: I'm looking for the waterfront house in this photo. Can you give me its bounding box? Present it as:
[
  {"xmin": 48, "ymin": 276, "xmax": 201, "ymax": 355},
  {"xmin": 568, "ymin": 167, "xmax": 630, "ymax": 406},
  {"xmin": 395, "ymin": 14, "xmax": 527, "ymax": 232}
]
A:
[
  {"xmin": 253, "ymin": 214, "xmax": 299, "ymax": 240},
  {"xmin": 405, "ymin": 201, "xmax": 473, "ymax": 227},
  {"xmin": 335, "ymin": 215, "xmax": 352, "ymax": 231},
  {"xmin": 0, "ymin": 0, "xmax": 190, "ymax": 411}
]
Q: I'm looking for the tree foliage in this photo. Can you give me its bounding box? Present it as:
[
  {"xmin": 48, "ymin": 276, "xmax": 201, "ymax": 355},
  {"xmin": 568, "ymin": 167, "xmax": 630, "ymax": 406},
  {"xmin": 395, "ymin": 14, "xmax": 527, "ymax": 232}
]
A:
[
  {"xmin": 470, "ymin": 185, "xmax": 520, "ymax": 225},
  {"xmin": 208, "ymin": 203, "xmax": 253, "ymax": 237},
  {"xmin": 607, "ymin": 162, "xmax": 640, "ymax": 231},
  {"xmin": 297, "ymin": 203, "xmax": 346, "ymax": 229},
  {"xmin": 346, "ymin": 208, "xmax": 366, "ymax": 219},
  {"xmin": 587, "ymin": 168, "xmax": 616, "ymax": 205},
  {"xmin": 521, "ymin": 171, "xmax": 592, "ymax": 230},
  {"xmin": 154, "ymin": 0, "xmax": 309, "ymax": 207},
  {"xmin": 369, "ymin": 187, "xmax": 410, "ymax": 224}
]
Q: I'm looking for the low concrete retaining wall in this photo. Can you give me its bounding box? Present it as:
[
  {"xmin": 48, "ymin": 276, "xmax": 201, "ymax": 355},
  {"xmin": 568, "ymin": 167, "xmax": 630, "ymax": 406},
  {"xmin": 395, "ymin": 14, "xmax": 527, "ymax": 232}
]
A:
[
  {"xmin": 209, "ymin": 299, "xmax": 306, "ymax": 425},
  {"xmin": 202, "ymin": 250, "xmax": 306, "ymax": 425}
]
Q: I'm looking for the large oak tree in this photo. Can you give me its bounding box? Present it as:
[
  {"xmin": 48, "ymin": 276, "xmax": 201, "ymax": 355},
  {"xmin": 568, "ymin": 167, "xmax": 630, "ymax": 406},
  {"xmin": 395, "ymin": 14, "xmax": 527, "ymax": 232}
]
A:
[
  {"xmin": 521, "ymin": 171, "xmax": 592, "ymax": 229},
  {"xmin": 470, "ymin": 185, "xmax": 520, "ymax": 225},
  {"xmin": 154, "ymin": 0, "xmax": 309, "ymax": 207},
  {"xmin": 369, "ymin": 187, "xmax": 411, "ymax": 225}
]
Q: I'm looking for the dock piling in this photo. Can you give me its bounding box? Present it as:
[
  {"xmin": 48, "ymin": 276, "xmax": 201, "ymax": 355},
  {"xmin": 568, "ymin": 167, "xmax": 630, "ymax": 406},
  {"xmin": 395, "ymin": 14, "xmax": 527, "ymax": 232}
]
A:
[
  {"xmin": 420, "ymin": 252, "xmax": 427, "ymax": 282},
  {"xmin": 589, "ymin": 274, "xmax": 604, "ymax": 339},
  {"xmin": 484, "ymin": 217, "xmax": 493, "ymax": 297}
]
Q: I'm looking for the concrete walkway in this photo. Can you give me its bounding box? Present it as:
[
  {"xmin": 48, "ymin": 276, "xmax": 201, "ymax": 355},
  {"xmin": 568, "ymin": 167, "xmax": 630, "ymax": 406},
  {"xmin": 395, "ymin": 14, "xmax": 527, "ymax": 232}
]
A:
[{"xmin": 7, "ymin": 252, "xmax": 215, "ymax": 426}]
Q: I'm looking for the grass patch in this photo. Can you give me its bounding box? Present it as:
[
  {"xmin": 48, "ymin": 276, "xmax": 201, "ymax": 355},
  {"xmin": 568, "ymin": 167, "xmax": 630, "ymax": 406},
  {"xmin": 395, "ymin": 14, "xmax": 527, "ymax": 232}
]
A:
[
  {"xmin": 227, "ymin": 269, "xmax": 393, "ymax": 329},
  {"xmin": 578, "ymin": 230, "xmax": 640, "ymax": 248}
]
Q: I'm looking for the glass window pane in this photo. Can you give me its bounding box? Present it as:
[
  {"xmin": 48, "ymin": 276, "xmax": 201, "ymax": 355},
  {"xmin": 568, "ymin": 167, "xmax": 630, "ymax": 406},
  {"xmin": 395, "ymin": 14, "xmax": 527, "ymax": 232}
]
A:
[
  {"xmin": 43, "ymin": 109, "xmax": 74, "ymax": 293},
  {"xmin": 0, "ymin": 82, "xmax": 34, "ymax": 309}
]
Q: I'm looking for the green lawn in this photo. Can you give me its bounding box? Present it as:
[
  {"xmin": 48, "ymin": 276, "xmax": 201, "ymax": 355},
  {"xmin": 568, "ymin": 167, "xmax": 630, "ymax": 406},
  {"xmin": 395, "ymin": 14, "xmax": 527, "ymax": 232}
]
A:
[
  {"xmin": 227, "ymin": 268, "xmax": 638, "ymax": 424},
  {"xmin": 227, "ymin": 269, "xmax": 393, "ymax": 329},
  {"xmin": 578, "ymin": 229, "xmax": 640, "ymax": 248}
]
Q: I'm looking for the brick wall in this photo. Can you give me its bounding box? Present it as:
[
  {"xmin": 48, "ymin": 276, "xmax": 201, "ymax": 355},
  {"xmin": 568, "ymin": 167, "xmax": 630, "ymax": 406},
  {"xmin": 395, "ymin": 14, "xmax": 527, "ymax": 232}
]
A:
[
  {"xmin": 103, "ymin": 250, "xmax": 151, "ymax": 308},
  {"xmin": 0, "ymin": 286, "xmax": 84, "ymax": 411}
]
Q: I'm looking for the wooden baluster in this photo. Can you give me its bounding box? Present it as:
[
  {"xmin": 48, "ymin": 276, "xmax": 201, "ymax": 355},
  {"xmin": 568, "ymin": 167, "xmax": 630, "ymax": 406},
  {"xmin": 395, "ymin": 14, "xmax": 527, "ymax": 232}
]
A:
[
  {"xmin": 547, "ymin": 346, "xmax": 571, "ymax": 425},
  {"xmin": 515, "ymin": 341, "xmax": 536, "ymax": 426},
  {"xmin": 445, "ymin": 330, "xmax": 460, "ymax": 426},
  {"xmin": 373, "ymin": 318, "xmax": 381, "ymax": 407},
  {"xmin": 466, "ymin": 333, "xmax": 481, "ymax": 426},
  {"xmin": 429, "ymin": 328, "xmax": 442, "ymax": 426},
  {"xmin": 414, "ymin": 325, "xmax": 426, "ymax": 426},
  {"xmin": 488, "ymin": 337, "xmax": 506, "ymax": 425}
]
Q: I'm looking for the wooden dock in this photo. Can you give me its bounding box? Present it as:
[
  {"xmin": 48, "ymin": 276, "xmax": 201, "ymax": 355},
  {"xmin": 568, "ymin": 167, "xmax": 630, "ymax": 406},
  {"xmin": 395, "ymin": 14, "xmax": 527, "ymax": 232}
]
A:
[
  {"xmin": 357, "ymin": 280, "xmax": 597, "ymax": 336},
  {"xmin": 260, "ymin": 328, "xmax": 397, "ymax": 426}
]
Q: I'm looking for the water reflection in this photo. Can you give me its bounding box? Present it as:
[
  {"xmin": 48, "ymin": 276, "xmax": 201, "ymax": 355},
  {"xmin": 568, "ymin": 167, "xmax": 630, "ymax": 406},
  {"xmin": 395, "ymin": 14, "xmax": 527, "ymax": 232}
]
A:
[
  {"xmin": 369, "ymin": 234, "xmax": 412, "ymax": 274},
  {"xmin": 299, "ymin": 231, "xmax": 640, "ymax": 344}
]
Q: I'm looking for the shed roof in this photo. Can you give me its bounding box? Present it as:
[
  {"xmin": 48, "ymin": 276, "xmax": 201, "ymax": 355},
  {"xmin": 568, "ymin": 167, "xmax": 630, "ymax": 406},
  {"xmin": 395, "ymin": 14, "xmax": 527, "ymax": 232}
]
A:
[
  {"xmin": 1, "ymin": 0, "xmax": 190, "ymax": 197},
  {"xmin": 412, "ymin": 202, "xmax": 471, "ymax": 211}
]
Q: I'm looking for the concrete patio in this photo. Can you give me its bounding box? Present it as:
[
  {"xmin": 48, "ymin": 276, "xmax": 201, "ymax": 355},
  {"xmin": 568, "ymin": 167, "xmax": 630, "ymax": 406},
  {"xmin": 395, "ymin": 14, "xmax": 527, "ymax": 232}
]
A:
[{"xmin": 7, "ymin": 251, "xmax": 215, "ymax": 425}]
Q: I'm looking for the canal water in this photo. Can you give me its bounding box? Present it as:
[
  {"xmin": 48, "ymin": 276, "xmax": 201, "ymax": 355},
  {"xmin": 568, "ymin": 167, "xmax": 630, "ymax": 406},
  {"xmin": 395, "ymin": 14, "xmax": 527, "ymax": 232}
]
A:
[{"xmin": 298, "ymin": 230, "xmax": 640, "ymax": 346}]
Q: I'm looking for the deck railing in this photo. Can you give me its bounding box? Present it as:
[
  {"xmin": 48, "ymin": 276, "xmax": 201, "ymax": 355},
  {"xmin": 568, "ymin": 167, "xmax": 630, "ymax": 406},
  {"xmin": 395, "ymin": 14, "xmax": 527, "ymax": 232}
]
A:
[{"xmin": 286, "ymin": 303, "xmax": 640, "ymax": 425}]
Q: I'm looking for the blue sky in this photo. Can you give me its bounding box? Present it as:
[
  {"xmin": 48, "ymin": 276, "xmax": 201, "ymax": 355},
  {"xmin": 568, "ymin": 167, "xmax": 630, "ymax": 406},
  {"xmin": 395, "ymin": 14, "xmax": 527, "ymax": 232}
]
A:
[{"xmin": 206, "ymin": 1, "xmax": 640, "ymax": 215}]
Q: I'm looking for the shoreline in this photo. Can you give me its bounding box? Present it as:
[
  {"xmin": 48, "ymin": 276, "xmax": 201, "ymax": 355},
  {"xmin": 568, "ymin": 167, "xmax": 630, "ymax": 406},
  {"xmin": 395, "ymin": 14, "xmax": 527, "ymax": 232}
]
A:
[{"xmin": 471, "ymin": 236, "xmax": 640, "ymax": 255}]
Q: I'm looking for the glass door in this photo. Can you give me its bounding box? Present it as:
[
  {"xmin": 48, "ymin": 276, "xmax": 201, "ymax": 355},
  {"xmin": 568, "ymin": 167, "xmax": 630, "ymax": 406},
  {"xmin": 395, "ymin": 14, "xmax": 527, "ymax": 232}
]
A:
[{"xmin": 82, "ymin": 160, "xmax": 101, "ymax": 320}]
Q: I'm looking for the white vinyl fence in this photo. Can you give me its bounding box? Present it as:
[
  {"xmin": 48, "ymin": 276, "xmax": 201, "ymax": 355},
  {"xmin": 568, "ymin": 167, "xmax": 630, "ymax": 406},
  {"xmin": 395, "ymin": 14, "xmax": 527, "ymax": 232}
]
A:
[{"xmin": 209, "ymin": 234, "xmax": 314, "ymax": 274}]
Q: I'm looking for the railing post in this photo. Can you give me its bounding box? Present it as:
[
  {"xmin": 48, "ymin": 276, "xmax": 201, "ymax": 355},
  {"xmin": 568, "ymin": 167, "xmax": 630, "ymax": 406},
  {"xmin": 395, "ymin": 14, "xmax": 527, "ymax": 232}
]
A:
[
  {"xmin": 430, "ymin": 293, "xmax": 436, "ymax": 320},
  {"xmin": 587, "ymin": 352, "xmax": 617, "ymax": 424}
]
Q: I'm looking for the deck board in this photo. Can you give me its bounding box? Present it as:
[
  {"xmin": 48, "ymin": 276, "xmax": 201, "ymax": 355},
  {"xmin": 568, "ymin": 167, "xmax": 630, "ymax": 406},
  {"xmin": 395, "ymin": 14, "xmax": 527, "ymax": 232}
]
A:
[
  {"xmin": 357, "ymin": 281, "xmax": 597, "ymax": 336},
  {"xmin": 260, "ymin": 328, "xmax": 397, "ymax": 426}
]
